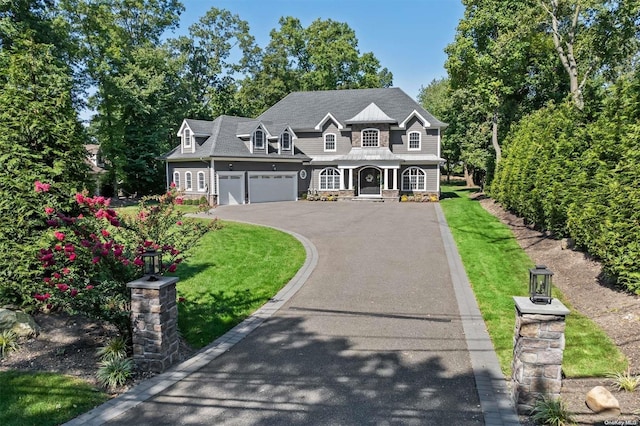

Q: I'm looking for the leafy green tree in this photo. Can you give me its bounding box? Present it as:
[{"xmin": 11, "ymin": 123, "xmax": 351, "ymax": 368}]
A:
[
  {"xmin": 0, "ymin": 38, "xmax": 89, "ymax": 306},
  {"xmin": 168, "ymin": 7, "xmax": 259, "ymax": 120},
  {"xmin": 418, "ymin": 78, "xmax": 459, "ymax": 182},
  {"xmin": 63, "ymin": 0, "xmax": 184, "ymax": 195},
  {"xmin": 538, "ymin": 0, "xmax": 640, "ymax": 110},
  {"xmin": 239, "ymin": 17, "xmax": 392, "ymax": 116}
]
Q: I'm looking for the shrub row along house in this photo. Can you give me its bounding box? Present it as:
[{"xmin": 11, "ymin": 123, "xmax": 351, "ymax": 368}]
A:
[{"xmin": 164, "ymin": 88, "xmax": 446, "ymax": 205}]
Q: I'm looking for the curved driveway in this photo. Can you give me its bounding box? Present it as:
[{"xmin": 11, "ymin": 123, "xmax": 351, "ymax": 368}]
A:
[{"xmin": 69, "ymin": 202, "xmax": 518, "ymax": 425}]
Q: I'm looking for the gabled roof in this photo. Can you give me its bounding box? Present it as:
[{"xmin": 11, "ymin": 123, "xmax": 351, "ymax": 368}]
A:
[
  {"xmin": 164, "ymin": 115, "xmax": 309, "ymax": 161},
  {"xmin": 345, "ymin": 102, "xmax": 396, "ymax": 124},
  {"xmin": 177, "ymin": 119, "xmax": 214, "ymax": 136},
  {"xmin": 258, "ymin": 88, "xmax": 446, "ymax": 130}
]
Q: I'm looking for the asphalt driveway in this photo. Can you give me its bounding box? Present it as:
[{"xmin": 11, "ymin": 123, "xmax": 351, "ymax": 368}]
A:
[{"xmin": 68, "ymin": 202, "xmax": 518, "ymax": 425}]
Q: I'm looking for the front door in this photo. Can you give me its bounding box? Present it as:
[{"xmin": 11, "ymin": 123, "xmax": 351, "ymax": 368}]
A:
[{"xmin": 359, "ymin": 167, "xmax": 381, "ymax": 196}]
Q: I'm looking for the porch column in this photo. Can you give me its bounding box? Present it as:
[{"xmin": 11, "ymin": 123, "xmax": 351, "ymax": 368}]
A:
[
  {"xmin": 339, "ymin": 168, "xmax": 345, "ymax": 190},
  {"xmin": 393, "ymin": 168, "xmax": 398, "ymax": 190},
  {"xmin": 348, "ymin": 168, "xmax": 353, "ymax": 190},
  {"xmin": 384, "ymin": 168, "xmax": 389, "ymax": 190}
]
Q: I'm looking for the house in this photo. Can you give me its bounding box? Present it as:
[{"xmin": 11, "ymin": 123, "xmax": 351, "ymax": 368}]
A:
[
  {"xmin": 164, "ymin": 88, "xmax": 446, "ymax": 205},
  {"xmin": 85, "ymin": 144, "xmax": 107, "ymax": 195}
]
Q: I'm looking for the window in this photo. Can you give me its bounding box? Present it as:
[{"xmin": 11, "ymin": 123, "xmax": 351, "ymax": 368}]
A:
[
  {"xmin": 408, "ymin": 131, "xmax": 421, "ymax": 150},
  {"xmin": 184, "ymin": 128, "xmax": 192, "ymax": 149},
  {"xmin": 402, "ymin": 167, "xmax": 426, "ymax": 191},
  {"xmin": 197, "ymin": 171, "xmax": 206, "ymax": 191},
  {"xmin": 185, "ymin": 172, "xmax": 192, "ymax": 191},
  {"xmin": 324, "ymin": 133, "xmax": 336, "ymax": 152},
  {"xmin": 173, "ymin": 171, "xmax": 180, "ymax": 189},
  {"xmin": 253, "ymin": 129, "xmax": 265, "ymax": 150},
  {"xmin": 281, "ymin": 131, "xmax": 291, "ymax": 151},
  {"xmin": 319, "ymin": 167, "xmax": 341, "ymax": 190},
  {"xmin": 362, "ymin": 129, "xmax": 379, "ymax": 147}
]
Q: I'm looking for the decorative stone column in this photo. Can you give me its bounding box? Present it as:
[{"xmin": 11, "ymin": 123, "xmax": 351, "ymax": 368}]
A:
[
  {"xmin": 127, "ymin": 276, "xmax": 180, "ymax": 373},
  {"xmin": 511, "ymin": 296, "xmax": 570, "ymax": 413}
]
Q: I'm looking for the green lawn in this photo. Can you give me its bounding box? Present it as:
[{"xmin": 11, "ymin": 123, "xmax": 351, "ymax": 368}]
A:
[
  {"xmin": 0, "ymin": 220, "xmax": 305, "ymax": 425},
  {"xmin": 174, "ymin": 221, "xmax": 306, "ymax": 348},
  {"xmin": 440, "ymin": 184, "xmax": 627, "ymax": 377},
  {"xmin": 0, "ymin": 371, "xmax": 108, "ymax": 426}
]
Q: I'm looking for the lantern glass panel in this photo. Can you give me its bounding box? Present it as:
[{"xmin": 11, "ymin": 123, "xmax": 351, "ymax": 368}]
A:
[
  {"xmin": 142, "ymin": 249, "xmax": 162, "ymax": 276},
  {"xmin": 529, "ymin": 265, "xmax": 553, "ymax": 304}
]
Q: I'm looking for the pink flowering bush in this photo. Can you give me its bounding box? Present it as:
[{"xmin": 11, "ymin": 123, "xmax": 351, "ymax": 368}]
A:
[{"xmin": 32, "ymin": 183, "xmax": 218, "ymax": 338}]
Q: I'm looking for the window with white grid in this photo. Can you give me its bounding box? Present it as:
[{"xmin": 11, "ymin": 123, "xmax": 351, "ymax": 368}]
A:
[
  {"xmin": 408, "ymin": 131, "xmax": 421, "ymax": 150},
  {"xmin": 324, "ymin": 133, "xmax": 336, "ymax": 152},
  {"xmin": 402, "ymin": 167, "xmax": 426, "ymax": 191},
  {"xmin": 319, "ymin": 167, "xmax": 341, "ymax": 190}
]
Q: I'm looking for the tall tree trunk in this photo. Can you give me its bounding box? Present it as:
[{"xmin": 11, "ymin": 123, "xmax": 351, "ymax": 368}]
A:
[
  {"xmin": 544, "ymin": 0, "xmax": 585, "ymax": 110},
  {"xmin": 492, "ymin": 110, "xmax": 501, "ymax": 164},
  {"xmin": 464, "ymin": 163, "xmax": 475, "ymax": 187},
  {"xmin": 446, "ymin": 159, "xmax": 451, "ymax": 183}
]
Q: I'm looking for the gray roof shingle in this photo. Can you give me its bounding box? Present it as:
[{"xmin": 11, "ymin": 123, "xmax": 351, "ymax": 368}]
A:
[{"xmin": 258, "ymin": 88, "xmax": 446, "ymax": 129}]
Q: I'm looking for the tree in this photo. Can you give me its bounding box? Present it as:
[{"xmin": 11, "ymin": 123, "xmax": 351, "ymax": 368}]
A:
[
  {"xmin": 238, "ymin": 17, "xmax": 392, "ymax": 116},
  {"xmin": 63, "ymin": 0, "xmax": 184, "ymax": 195},
  {"xmin": 0, "ymin": 38, "xmax": 89, "ymax": 305},
  {"xmin": 538, "ymin": 0, "xmax": 640, "ymax": 110},
  {"xmin": 418, "ymin": 78, "xmax": 459, "ymax": 182},
  {"xmin": 169, "ymin": 7, "xmax": 259, "ymax": 120}
]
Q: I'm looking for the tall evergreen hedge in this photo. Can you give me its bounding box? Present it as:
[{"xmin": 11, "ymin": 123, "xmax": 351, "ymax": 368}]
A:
[{"xmin": 490, "ymin": 71, "xmax": 640, "ymax": 293}]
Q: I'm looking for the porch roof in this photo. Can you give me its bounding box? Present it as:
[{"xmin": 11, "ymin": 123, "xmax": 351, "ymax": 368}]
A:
[{"xmin": 335, "ymin": 147, "xmax": 401, "ymax": 161}]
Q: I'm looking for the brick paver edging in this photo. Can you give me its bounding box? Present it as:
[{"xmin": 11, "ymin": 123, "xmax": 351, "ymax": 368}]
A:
[
  {"xmin": 435, "ymin": 204, "xmax": 521, "ymax": 426},
  {"xmin": 64, "ymin": 225, "xmax": 318, "ymax": 426}
]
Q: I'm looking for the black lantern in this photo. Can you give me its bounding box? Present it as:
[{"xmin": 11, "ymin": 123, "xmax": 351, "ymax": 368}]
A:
[
  {"xmin": 529, "ymin": 265, "xmax": 553, "ymax": 304},
  {"xmin": 142, "ymin": 249, "xmax": 162, "ymax": 281}
]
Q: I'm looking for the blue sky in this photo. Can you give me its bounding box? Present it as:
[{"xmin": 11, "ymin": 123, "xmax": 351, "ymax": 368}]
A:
[{"xmin": 176, "ymin": 0, "xmax": 464, "ymax": 100}]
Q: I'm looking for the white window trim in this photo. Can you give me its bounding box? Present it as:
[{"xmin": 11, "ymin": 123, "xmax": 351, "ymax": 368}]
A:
[
  {"xmin": 401, "ymin": 167, "xmax": 426, "ymax": 191},
  {"xmin": 185, "ymin": 171, "xmax": 193, "ymax": 191},
  {"xmin": 183, "ymin": 128, "xmax": 192, "ymax": 149},
  {"xmin": 324, "ymin": 133, "xmax": 337, "ymax": 152},
  {"xmin": 280, "ymin": 131, "xmax": 291, "ymax": 152},
  {"xmin": 361, "ymin": 128, "xmax": 380, "ymax": 147},
  {"xmin": 173, "ymin": 171, "xmax": 180, "ymax": 190},
  {"xmin": 253, "ymin": 129, "xmax": 265, "ymax": 151},
  {"xmin": 408, "ymin": 131, "xmax": 421, "ymax": 151},
  {"xmin": 197, "ymin": 171, "xmax": 206, "ymax": 192},
  {"xmin": 319, "ymin": 167, "xmax": 341, "ymax": 191}
]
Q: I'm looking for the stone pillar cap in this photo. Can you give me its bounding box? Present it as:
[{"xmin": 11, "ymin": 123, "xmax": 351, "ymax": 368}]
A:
[
  {"xmin": 127, "ymin": 276, "xmax": 179, "ymax": 290},
  {"xmin": 513, "ymin": 296, "xmax": 570, "ymax": 316}
]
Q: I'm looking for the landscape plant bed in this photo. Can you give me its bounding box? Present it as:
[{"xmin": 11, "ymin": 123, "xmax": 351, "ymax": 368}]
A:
[{"xmin": 0, "ymin": 220, "xmax": 305, "ymax": 424}]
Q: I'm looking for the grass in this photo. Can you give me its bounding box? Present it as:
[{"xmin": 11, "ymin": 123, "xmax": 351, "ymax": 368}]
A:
[
  {"xmin": 0, "ymin": 371, "xmax": 108, "ymax": 426},
  {"xmin": 440, "ymin": 184, "xmax": 627, "ymax": 377},
  {"xmin": 174, "ymin": 221, "xmax": 306, "ymax": 348}
]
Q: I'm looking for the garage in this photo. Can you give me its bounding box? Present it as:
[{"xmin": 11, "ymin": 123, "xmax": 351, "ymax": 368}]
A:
[
  {"xmin": 217, "ymin": 172, "xmax": 245, "ymax": 205},
  {"xmin": 248, "ymin": 172, "xmax": 298, "ymax": 203}
]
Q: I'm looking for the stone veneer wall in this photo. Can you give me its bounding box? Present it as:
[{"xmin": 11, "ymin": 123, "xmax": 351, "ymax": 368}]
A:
[
  {"xmin": 351, "ymin": 124, "xmax": 390, "ymax": 148},
  {"xmin": 511, "ymin": 308, "xmax": 567, "ymax": 413},
  {"xmin": 128, "ymin": 277, "xmax": 180, "ymax": 373}
]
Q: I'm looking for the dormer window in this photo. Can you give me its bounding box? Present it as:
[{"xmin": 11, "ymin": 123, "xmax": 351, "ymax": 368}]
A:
[
  {"xmin": 408, "ymin": 131, "xmax": 421, "ymax": 150},
  {"xmin": 253, "ymin": 129, "xmax": 265, "ymax": 150},
  {"xmin": 281, "ymin": 131, "xmax": 291, "ymax": 151},
  {"xmin": 362, "ymin": 129, "xmax": 379, "ymax": 147},
  {"xmin": 183, "ymin": 128, "xmax": 192, "ymax": 149}
]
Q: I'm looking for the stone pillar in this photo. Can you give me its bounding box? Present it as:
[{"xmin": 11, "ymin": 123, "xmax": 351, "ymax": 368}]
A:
[
  {"xmin": 512, "ymin": 296, "xmax": 570, "ymax": 413},
  {"xmin": 127, "ymin": 276, "xmax": 180, "ymax": 373}
]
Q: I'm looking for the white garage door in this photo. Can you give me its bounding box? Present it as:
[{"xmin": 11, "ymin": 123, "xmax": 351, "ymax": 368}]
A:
[
  {"xmin": 248, "ymin": 172, "xmax": 297, "ymax": 203},
  {"xmin": 217, "ymin": 172, "xmax": 244, "ymax": 205}
]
